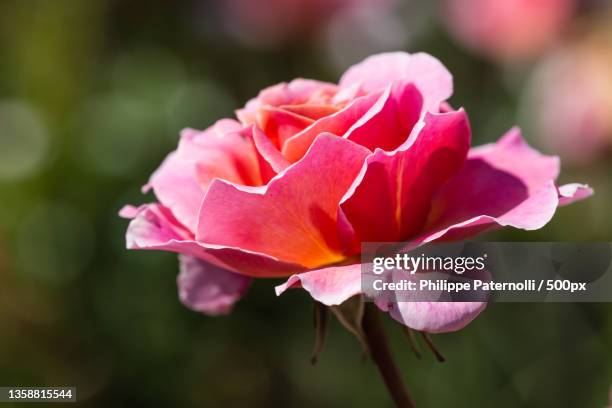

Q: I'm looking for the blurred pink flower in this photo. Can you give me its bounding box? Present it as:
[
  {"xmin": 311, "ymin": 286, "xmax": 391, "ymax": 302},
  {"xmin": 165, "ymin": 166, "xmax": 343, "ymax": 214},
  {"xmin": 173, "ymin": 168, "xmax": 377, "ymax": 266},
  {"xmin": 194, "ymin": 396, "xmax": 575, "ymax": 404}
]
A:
[
  {"xmin": 218, "ymin": 0, "xmax": 394, "ymax": 47},
  {"xmin": 442, "ymin": 0, "xmax": 576, "ymax": 61},
  {"xmin": 526, "ymin": 26, "xmax": 612, "ymax": 165},
  {"xmin": 121, "ymin": 52, "xmax": 591, "ymax": 333}
]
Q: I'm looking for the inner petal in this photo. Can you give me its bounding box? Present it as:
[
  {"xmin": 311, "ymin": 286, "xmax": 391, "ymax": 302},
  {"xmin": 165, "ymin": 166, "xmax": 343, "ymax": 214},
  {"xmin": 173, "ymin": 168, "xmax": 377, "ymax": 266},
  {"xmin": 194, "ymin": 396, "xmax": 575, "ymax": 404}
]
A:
[
  {"xmin": 256, "ymin": 106, "xmax": 314, "ymax": 148},
  {"xmin": 280, "ymin": 104, "xmax": 341, "ymax": 121}
]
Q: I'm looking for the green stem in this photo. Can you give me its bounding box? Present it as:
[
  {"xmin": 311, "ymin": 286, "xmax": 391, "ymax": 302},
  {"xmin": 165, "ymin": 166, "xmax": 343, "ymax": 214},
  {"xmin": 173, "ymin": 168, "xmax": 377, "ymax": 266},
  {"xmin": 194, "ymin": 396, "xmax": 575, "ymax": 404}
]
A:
[{"xmin": 362, "ymin": 303, "xmax": 416, "ymax": 408}]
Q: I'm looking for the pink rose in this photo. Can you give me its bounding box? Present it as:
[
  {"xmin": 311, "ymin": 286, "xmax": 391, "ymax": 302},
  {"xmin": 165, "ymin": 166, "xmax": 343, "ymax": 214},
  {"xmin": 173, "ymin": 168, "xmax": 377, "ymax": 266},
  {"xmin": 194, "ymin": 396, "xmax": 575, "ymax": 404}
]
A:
[
  {"xmin": 526, "ymin": 28, "xmax": 612, "ymax": 165},
  {"xmin": 121, "ymin": 52, "xmax": 591, "ymax": 333},
  {"xmin": 219, "ymin": 0, "xmax": 394, "ymax": 47},
  {"xmin": 442, "ymin": 0, "xmax": 575, "ymax": 61}
]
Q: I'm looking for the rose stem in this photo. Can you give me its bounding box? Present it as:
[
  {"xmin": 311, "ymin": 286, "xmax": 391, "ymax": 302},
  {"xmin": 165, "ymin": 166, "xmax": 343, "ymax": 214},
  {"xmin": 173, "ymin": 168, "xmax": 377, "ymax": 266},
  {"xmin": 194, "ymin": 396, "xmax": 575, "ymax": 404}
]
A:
[
  {"xmin": 419, "ymin": 332, "xmax": 445, "ymax": 363},
  {"xmin": 362, "ymin": 303, "xmax": 416, "ymax": 408}
]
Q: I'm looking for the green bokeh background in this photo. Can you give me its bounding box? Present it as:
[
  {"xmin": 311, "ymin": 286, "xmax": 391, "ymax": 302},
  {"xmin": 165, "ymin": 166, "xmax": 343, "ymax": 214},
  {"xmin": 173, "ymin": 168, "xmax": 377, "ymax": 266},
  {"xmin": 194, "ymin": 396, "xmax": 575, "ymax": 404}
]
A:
[{"xmin": 0, "ymin": 1, "xmax": 610, "ymax": 407}]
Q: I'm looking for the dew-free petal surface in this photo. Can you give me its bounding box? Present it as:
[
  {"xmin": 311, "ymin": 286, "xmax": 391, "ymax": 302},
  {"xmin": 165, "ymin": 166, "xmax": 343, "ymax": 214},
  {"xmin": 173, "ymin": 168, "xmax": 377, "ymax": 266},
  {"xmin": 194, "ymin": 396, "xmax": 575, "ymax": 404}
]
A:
[
  {"xmin": 416, "ymin": 129, "xmax": 573, "ymax": 243},
  {"xmin": 343, "ymin": 81, "xmax": 423, "ymax": 152},
  {"xmin": 342, "ymin": 110, "xmax": 470, "ymax": 242},
  {"xmin": 178, "ymin": 255, "xmax": 252, "ymax": 316},
  {"xmin": 197, "ymin": 134, "xmax": 370, "ymax": 268},
  {"xmin": 339, "ymin": 52, "xmax": 453, "ymax": 112},
  {"xmin": 147, "ymin": 119, "xmax": 260, "ymax": 231},
  {"xmin": 122, "ymin": 203, "xmax": 305, "ymax": 277},
  {"xmin": 275, "ymin": 263, "xmax": 363, "ymax": 306}
]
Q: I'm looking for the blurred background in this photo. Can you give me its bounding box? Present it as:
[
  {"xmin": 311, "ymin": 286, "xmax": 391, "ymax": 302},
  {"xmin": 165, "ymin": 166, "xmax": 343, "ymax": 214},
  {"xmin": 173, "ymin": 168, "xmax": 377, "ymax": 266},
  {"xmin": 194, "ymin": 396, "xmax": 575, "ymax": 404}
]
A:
[{"xmin": 0, "ymin": 0, "xmax": 611, "ymax": 406}]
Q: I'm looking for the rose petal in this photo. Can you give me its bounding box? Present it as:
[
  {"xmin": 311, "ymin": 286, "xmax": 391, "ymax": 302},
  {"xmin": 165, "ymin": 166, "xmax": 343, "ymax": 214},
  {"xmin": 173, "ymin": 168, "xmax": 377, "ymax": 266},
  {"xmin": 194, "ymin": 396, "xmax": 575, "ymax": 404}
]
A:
[
  {"xmin": 468, "ymin": 127, "xmax": 560, "ymax": 189},
  {"xmin": 237, "ymin": 79, "xmax": 338, "ymax": 124},
  {"xmin": 416, "ymin": 128, "xmax": 566, "ymax": 243},
  {"xmin": 122, "ymin": 203, "xmax": 305, "ymax": 277},
  {"xmin": 374, "ymin": 265, "xmax": 490, "ymax": 333},
  {"xmin": 282, "ymin": 91, "xmax": 381, "ymax": 162},
  {"xmin": 119, "ymin": 204, "xmax": 143, "ymax": 219},
  {"xmin": 148, "ymin": 119, "xmax": 261, "ymax": 231},
  {"xmin": 275, "ymin": 261, "xmax": 486, "ymax": 333},
  {"xmin": 424, "ymin": 163, "xmax": 557, "ymax": 235},
  {"xmin": 344, "ymin": 81, "xmax": 424, "ymax": 151},
  {"xmin": 280, "ymin": 104, "xmax": 340, "ymax": 120},
  {"xmin": 558, "ymin": 183, "xmax": 593, "ymax": 206},
  {"xmin": 339, "ymin": 52, "xmax": 453, "ymax": 112},
  {"xmin": 122, "ymin": 203, "xmax": 193, "ymax": 247},
  {"xmin": 251, "ymin": 126, "xmax": 291, "ymax": 175},
  {"xmin": 178, "ymin": 255, "xmax": 251, "ymax": 316},
  {"xmin": 275, "ymin": 263, "xmax": 363, "ymax": 306},
  {"xmin": 257, "ymin": 106, "xmax": 314, "ymax": 147},
  {"xmin": 197, "ymin": 133, "xmax": 370, "ymax": 268},
  {"xmin": 386, "ymin": 301, "xmax": 487, "ymax": 334},
  {"xmin": 341, "ymin": 109, "xmax": 470, "ymax": 242}
]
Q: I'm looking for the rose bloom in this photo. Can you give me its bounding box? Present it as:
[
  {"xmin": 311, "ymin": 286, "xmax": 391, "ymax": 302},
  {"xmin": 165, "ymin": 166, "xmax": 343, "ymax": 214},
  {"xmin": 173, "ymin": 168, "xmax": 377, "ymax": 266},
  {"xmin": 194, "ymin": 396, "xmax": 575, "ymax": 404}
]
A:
[
  {"xmin": 442, "ymin": 0, "xmax": 576, "ymax": 61},
  {"xmin": 121, "ymin": 52, "xmax": 591, "ymax": 333},
  {"xmin": 526, "ymin": 25, "xmax": 612, "ymax": 165}
]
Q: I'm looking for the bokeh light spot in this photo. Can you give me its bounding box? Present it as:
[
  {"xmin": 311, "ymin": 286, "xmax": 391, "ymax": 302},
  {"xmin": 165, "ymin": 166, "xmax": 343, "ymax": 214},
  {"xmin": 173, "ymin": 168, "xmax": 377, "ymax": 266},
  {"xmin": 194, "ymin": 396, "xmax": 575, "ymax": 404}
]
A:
[{"xmin": 0, "ymin": 101, "xmax": 50, "ymax": 181}]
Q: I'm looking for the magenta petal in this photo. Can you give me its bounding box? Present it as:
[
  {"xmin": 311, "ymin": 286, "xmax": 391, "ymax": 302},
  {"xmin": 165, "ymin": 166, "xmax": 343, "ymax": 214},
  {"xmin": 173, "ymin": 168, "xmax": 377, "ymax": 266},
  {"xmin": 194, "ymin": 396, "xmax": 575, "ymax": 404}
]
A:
[
  {"xmin": 123, "ymin": 203, "xmax": 305, "ymax": 277},
  {"xmin": 275, "ymin": 263, "xmax": 362, "ymax": 306},
  {"xmin": 468, "ymin": 127, "xmax": 560, "ymax": 189},
  {"xmin": 344, "ymin": 81, "xmax": 424, "ymax": 151},
  {"xmin": 424, "ymin": 168, "xmax": 558, "ymax": 236},
  {"xmin": 339, "ymin": 52, "xmax": 453, "ymax": 112},
  {"xmin": 558, "ymin": 183, "xmax": 593, "ymax": 206},
  {"xmin": 178, "ymin": 255, "xmax": 251, "ymax": 316},
  {"xmin": 197, "ymin": 133, "xmax": 371, "ymax": 268},
  {"xmin": 341, "ymin": 109, "xmax": 470, "ymax": 242},
  {"xmin": 417, "ymin": 128, "xmax": 565, "ymax": 242},
  {"xmin": 386, "ymin": 301, "xmax": 486, "ymax": 333}
]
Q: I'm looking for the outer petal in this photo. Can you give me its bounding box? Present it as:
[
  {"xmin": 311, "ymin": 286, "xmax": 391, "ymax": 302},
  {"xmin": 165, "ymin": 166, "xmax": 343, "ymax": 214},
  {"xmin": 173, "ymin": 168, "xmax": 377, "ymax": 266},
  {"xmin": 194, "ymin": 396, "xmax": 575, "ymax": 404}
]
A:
[
  {"xmin": 275, "ymin": 263, "xmax": 363, "ymax": 306},
  {"xmin": 275, "ymin": 262, "xmax": 486, "ymax": 333},
  {"xmin": 374, "ymin": 266, "xmax": 490, "ymax": 333},
  {"xmin": 121, "ymin": 203, "xmax": 193, "ymax": 248},
  {"xmin": 467, "ymin": 127, "xmax": 560, "ymax": 189},
  {"xmin": 416, "ymin": 128, "xmax": 567, "ymax": 243},
  {"xmin": 341, "ymin": 110, "xmax": 470, "ymax": 242},
  {"xmin": 178, "ymin": 255, "xmax": 251, "ymax": 316},
  {"xmin": 197, "ymin": 133, "xmax": 371, "ymax": 268},
  {"xmin": 339, "ymin": 52, "xmax": 453, "ymax": 112},
  {"xmin": 386, "ymin": 301, "xmax": 487, "ymax": 333},
  {"xmin": 147, "ymin": 119, "xmax": 261, "ymax": 231},
  {"xmin": 558, "ymin": 183, "xmax": 593, "ymax": 206},
  {"xmin": 122, "ymin": 203, "xmax": 305, "ymax": 277}
]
